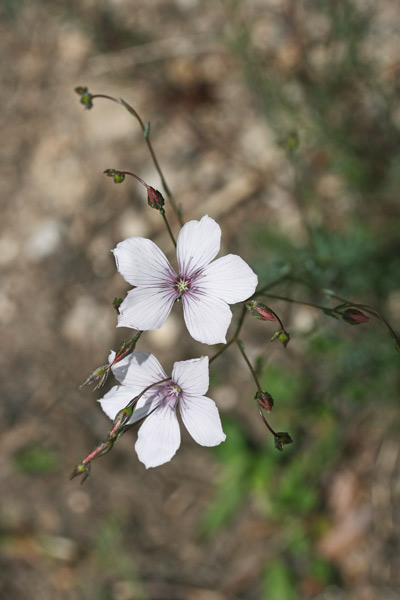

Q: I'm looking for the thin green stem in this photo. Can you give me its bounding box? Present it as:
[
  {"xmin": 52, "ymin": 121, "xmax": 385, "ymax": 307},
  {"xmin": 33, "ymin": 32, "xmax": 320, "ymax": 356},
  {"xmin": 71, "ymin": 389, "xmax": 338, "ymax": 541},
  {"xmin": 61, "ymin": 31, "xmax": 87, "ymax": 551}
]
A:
[
  {"xmin": 209, "ymin": 303, "xmax": 247, "ymax": 364},
  {"xmin": 286, "ymin": 276, "xmax": 400, "ymax": 345},
  {"xmin": 117, "ymin": 171, "xmax": 177, "ymax": 248},
  {"xmin": 233, "ymin": 303, "xmax": 247, "ymax": 337},
  {"xmin": 257, "ymin": 402, "xmax": 277, "ymax": 437},
  {"xmin": 121, "ymin": 170, "xmax": 147, "ymax": 187},
  {"xmin": 70, "ymin": 376, "xmax": 172, "ymax": 481},
  {"xmin": 209, "ymin": 338, "xmax": 235, "ymax": 364},
  {"xmin": 91, "ymin": 94, "xmax": 183, "ymax": 225},
  {"xmin": 263, "ymin": 293, "xmax": 338, "ymax": 314},
  {"xmin": 236, "ymin": 339, "xmax": 262, "ymax": 392},
  {"xmin": 160, "ymin": 209, "xmax": 177, "ymax": 247},
  {"xmin": 252, "ymin": 272, "xmax": 291, "ymax": 298}
]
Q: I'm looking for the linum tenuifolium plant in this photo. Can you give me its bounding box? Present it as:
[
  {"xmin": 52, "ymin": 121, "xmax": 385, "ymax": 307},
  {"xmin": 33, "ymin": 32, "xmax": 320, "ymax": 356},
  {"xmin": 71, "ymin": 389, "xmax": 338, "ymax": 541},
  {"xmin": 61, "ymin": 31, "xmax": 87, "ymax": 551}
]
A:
[{"xmin": 70, "ymin": 87, "xmax": 400, "ymax": 483}]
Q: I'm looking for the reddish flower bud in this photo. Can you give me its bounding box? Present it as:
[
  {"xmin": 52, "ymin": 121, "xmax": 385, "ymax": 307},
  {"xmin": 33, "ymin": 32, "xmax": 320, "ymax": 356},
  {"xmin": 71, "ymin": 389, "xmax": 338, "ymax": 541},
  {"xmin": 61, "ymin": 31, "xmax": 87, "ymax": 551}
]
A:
[
  {"xmin": 147, "ymin": 186, "xmax": 165, "ymax": 211},
  {"xmin": 246, "ymin": 300, "xmax": 277, "ymax": 322},
  {"xmin": 109, "ymin": 405, "xmax": 135, "ymax": 438},
  {"xmin": 342, "ymin": 309, "xmax": 370, "ymax": 325},
  {"xmin": 112, "ymin": 332, "xmax": 142, "ymax": 366},
  {"xmin": 255, "ymin": 389, "xmax": 274, "ymax": 412}
]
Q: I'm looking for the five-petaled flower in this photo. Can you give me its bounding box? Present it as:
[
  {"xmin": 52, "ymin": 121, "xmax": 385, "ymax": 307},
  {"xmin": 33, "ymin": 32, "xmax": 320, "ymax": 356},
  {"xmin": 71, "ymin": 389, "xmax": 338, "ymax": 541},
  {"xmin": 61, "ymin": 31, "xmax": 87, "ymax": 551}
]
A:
[
  {"xmin": 99, "ymin": 351, "xmax": 226, "ymax": 468},
  {"xmin": 113, "ymin": 215, "xmax": 258, "ymax": 344}
]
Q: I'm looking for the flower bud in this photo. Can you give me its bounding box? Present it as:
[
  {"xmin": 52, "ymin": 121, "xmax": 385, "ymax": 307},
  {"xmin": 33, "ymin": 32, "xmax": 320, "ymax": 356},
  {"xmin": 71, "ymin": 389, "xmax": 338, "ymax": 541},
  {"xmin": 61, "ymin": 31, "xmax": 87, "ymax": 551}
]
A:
[
  {"xmin": 274, "ymin": 432, "xmax": 293, "ymax": 451},
  {"xmin": 246, "ymin": 300, "xmax": 276, "ymax": 322},
  {"xmin": 271, "ymin": 329, "xmax": 290, "ymax": 347},
  {"xmin": 74, "ymin": 86, "xmax": 93, "ymax": 109},
  {"xmin": 109, "ymin": 405, "xmax": 135, "ymax": 438},
  {"xmin": 79, "ymin": 364, "xmax": 110, "ymax": 390},
  {"xmin": 103, "ymin": 169, "xmax": 125, "ymax": 184},
  {"xmin": 112, "ymin": 332, "xmax": 142, "ymax": 366},
  {"xmin": 255, "ymin": 390, "xmax": 274, "ymax": 412},
  {"xmin": 342, "ymin": 309, "xmax": 370, "ymax": 325},
  {"xmin": 147, "ymin": 186, "xmax": 165, "ymax": 211},
  {"xmin": 69, "ymin": 462, "xmax": 89, "ymax": 481}
]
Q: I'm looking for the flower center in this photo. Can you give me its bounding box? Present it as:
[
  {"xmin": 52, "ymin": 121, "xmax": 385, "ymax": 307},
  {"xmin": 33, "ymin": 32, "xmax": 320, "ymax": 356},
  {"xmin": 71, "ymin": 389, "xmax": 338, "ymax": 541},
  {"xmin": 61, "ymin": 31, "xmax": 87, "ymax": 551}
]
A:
[
  {"xmin": 172, "ymin": 384, "xmax": 182, "ymax": 397},
  {"xmin": 175, "ymin": 277, "xmax": 189, "ymax": 299}
]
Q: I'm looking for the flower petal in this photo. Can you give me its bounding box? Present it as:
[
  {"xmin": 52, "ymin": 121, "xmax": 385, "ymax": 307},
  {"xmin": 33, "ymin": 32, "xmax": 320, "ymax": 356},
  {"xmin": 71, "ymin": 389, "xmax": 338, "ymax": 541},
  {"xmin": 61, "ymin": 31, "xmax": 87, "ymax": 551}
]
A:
[
  {"xmin": 199, "ymin": 254, "xmax": 258, "ymax": 304},
  {"xmin": 98, "ymin": 385, "xmax": 137, "ymax": 421},
  {"xmin": 113, "ymin": 237, "xmax": 176, "ymax": 286},
  {"xmin": 135, "ymin": 403, "xmax": 181, "ymax": 468},
  {"xmin": 130, "ymin": 389, "xmax": 165, "ymax": 425},
  {"xmin": 182, "ymin": 292, "xmax": 232, "ymax": 344},
  {"xmin": 172, "ymin": 357, "xmax": 209, "ymax": 397},
  {"xmin": 180, "ymin": 395, "xmax": 226, "ymax": 447},
  {"xmin": 176, "ymin": 215, "xmax": 221, "ymax": 279},
  {"xmin": 111, "ymin": 351, "xmax": 167, "ymax": 388},
  {"xmin": 98, "ymin": 385, "xmax": 167, "ymax": 426},
  {"xmin": 117, "ymin": 285, "xmax": 176, "ymax": 330}
]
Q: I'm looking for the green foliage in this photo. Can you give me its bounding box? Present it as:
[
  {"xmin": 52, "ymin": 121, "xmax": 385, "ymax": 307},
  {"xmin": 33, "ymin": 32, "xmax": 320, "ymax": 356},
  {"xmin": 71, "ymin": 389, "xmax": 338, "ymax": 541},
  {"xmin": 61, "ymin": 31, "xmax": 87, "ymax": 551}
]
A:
[
  {"xmin": 14, "ymin": 446, "xmax": 59, "ymax": 474},
  {"xmin": 262, "ymin": 560, "xmax": 297, "ymax": 600}
]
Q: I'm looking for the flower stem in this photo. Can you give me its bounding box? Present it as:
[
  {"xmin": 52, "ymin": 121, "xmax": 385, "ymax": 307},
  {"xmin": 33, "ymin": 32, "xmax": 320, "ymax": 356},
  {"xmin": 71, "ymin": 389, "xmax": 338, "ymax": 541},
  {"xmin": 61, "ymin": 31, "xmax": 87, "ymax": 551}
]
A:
[
  {"xmin": 235, "ymin": 339, "xmax": 262, "ymax": 392},
  {"xmin": 121, "ymin": 170, "xmax": 147, "ymax": 187},
  {"xmin": 257, "ymin": 401, "xmax": 277, "ymax": 437},
  {"xmin": 209, "ymin": 338, "xmax": 235, "ymax": 364},
  {"xmin": 91, "ymin": 94, "xmax": 183, "ymax": 225},
  {"xmin": 117, "ymin": 171, "xmax": 177, "ymax": 247},
  {"xmin": 263, "ymin": 292, "xmax": 339, "ymax": 313},
  {"xmin": 160, "ymin": 209, "xmax": 177, "ymax": 247},
  {"xmin": 70, "ymin": 376, "xmax": 171, "ymax": 482},
  {"xmin": 209, "ymin": 303, "xmax": 247, "ymax": 364},
  {"xmin": 253, "ymin": 272, "xmax": 291, "ymax": 298},
  {"xmin": 233, "ymin": 303, "xmax": 247, "ymax": 337}
]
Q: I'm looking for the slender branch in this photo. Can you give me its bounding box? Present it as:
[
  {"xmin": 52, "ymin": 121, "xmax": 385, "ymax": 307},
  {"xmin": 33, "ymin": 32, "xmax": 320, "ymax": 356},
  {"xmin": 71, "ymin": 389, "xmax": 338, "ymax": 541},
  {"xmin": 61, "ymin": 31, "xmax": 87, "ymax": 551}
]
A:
[
  {"xmin": 114, "ymin": 170, "xmax": 177, "ymax": 247},
  {"xmin": 263, "ymin": 293, "xmax": 338, "ymax": 314},
  {"xmin": 160, "ymin": 209, "xmax": 177, "ymax": 247},
  {"xmin": 209, "ymin": 338, "xmax": 235, "ymax": 364},
  {"xmin": 70, "ymin": 376, "xmax": 171, "ymax": 481},
  {"xmin": 233, "ymin": 303, "xmax": 247, "ymax": 337},
  {"xmin": 91, "ymin": 94, "xmax": 183, "ymax": 225},
  {"xmin": 209, "ymin": 303, "xmax": 247, "ymax": 364},
  {"xmin": 257, "ymin": 402, "xmax": 277, "ymax": 437},
  {"xmin": 275, "ymin": 276, "xmax": 400, "ymax": 345},
  {"xmin": 252, "ymin": 272, "xmax": 291, "ymax": 298},
  {"xmin": 236, "ymin": 339, "xmax": 262, "ymax": 392}
]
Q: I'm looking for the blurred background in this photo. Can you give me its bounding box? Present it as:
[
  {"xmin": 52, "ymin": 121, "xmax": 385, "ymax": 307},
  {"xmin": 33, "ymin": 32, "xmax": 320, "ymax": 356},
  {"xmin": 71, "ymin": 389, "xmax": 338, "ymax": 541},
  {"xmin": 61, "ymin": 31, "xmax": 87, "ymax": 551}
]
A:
[{"xmin": 1, "ymin": 0, "xmax": 399, "ymax": 598}]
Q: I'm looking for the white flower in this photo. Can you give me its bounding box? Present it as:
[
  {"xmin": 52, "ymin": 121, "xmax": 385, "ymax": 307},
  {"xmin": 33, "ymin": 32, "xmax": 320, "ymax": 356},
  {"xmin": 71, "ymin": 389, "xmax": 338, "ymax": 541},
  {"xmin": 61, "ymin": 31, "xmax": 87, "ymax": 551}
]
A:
[
  {"xmin": 113, "ymin": 215, "xmax": 258, "ymax": 345},
  {"xmin": 99, "ymin": 351, "xmax": 226, "ymax": 468}
]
